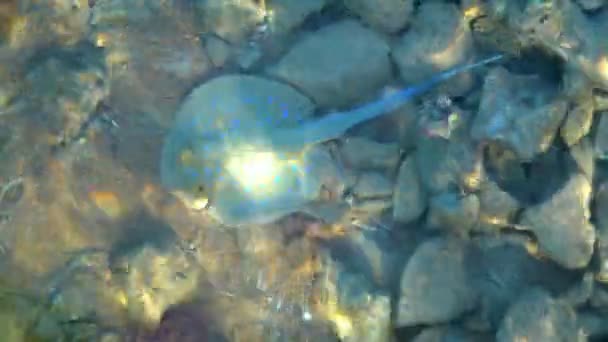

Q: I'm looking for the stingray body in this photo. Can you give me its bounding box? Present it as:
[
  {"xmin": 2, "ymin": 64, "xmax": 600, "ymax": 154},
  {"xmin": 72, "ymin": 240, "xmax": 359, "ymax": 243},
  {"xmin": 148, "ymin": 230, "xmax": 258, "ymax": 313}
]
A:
[{"xmin": 161, "ymin": 54, "xmax": 503, "ymax": 226}]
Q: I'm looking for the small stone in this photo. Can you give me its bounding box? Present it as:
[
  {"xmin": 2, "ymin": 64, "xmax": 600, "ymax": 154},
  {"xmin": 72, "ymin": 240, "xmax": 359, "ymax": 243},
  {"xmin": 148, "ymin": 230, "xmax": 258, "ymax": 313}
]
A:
[
  {"xmin": 472, "ymin": 67, "xmax": 568, "ymax": 161},
  {"xmin": 560, "ymin": 93, "xmax": 594, "ymax": 146},
  {"xmin": 427, "ymin": 192, "xmax": 479, "ymax": 236},
  {"xmin": 340, "ymin": 137, "xmax": 400, "ymax": 171},
  {"xmin": 413, "ymin": 326, "xmax": 491, "ymax": 342},
  {"xmin": 594, "ymin": 112, "xmax": 608, "ymax": 159},
  {"xmin": 392, "ymin": 1, "xmax": 475, "ymax": 97},
  {"xmin": 396, "ymin": 237, "xmax": 477, "ymax": 326},
  {"xmin": 344, "ymin": 0, "xmax": 414, "ymax": 33},
  {"xmin": 569, "ymin": 137, "xmax": 595, "ymax": 181},
  {"xmin": 270, "ymin": 0, "xmax": 329, "ymax": 35},
  {"xmin": 415, "ymin": 137, "xmax": 479, "ymax": 195},
  {"xmin": 348, "ymin": 172, "xmax": 393, "ymax": 215},
  {"xmin": 477, "ymin": 180, "xmax": 520, "ymax": 231},
  {"xmin": 20, "ymin": 42, "xmax": 108, "ymax": 141},
  {"xmin": 266, "ymin": 19, "xmax": 391, "ymax": 108},
  {"xmin": 114, "ymin": 237, "xmax": 201, "ymax": 328},
  {"xmin": 90, "ymin": 0, "xmax": 154, "ymax": 25},
  {"xmin": 393, "ymin": 155, "xmax": 427, "ymax": 223},
  {"xmin": 203, "ymin": 35, "xmax": 233, "ymax": 67},
  {"xmin": 521, "ymin": 173, "xmax": 596, "ymax": 269},
  {"xmin": 235, "ymin": 44, "xmax": 263, "ymax": 70},
  {"xmin": 496, "ymin": 288, "xmax": 583, "ymax": 342},
  {"xmin": 576, "ymin": 0, "xmax": 606, "ymax": 11},
  {"xmin": 193, "ymin": 0, "xmax": 265, "ymax": 45},
  {"xmin": 593, "ymin": 182, "xmax": 608, "ymax": 282}
]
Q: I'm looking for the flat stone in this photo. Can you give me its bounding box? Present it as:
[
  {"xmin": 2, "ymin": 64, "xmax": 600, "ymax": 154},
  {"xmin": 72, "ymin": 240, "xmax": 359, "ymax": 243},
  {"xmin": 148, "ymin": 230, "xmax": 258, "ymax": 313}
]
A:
[
  {"xmin": 427, "ymin": 192, "xmax": 479, "ymax": 236},
  {"xmin": 270, "ymin": 0, "xmax": 329, "ymax": 35},
  {"xmin": 393, "ymin": 155, "xmax": 427, "ymax": 223},
  {"xmin": 560, "ymin": 92, "xmax": 594, "ymax": 147},
  {"xmin": 471, "ymin": 67, "xmax": 567, "ymax": 161},
  {"xmin": 340, "ymin": 137, "xmax": 400, "ymax": 171},
  {"xmin": 392, "ymin": 1, "xmax": 474, "ymax": 97},
  {"xmin": 344, "ymin": 0, "xmax": 414, "ymax": 33},
  {"xmin": 496, "ymin": 288, "xmax": 583, "ymax": 342},
  {"xmin": 521, "ymin": 173, "xmax": 596, "ymax": 269},
  {"xmin": 266, "ymin": 19, "xmax": 391, "ymax": 108},
  {"xmin": 396, "ymin": 237, "xmax": 477, "ymax": 326},
  {"xmin": 594, "ymin": 112, "xmax": 608, "ymax": 159}
]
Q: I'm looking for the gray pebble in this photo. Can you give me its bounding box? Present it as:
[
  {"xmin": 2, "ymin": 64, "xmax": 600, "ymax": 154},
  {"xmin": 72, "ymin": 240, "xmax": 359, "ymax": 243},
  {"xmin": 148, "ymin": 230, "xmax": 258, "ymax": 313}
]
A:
[
  {"xmin": 396, "ymin": 237, "xmax": 477, "ymax": 326},
  {"xmin": 521, "ymin": 173, "xmax": 596, "ymax": 269},
  {"xmin": 393, "ymin": 154, "xmax": 427, "ymax": 223},
  {"xmin": 496, "ymin": 288, "xmax": 584, "ymax": 342}
]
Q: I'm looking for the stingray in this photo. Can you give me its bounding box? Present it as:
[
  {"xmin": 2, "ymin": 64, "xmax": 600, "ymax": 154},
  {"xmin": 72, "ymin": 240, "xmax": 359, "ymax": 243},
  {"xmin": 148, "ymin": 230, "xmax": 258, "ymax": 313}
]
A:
[{"xmin": 160, "ymin": 54, "xmax": 503, "ymax": 226}]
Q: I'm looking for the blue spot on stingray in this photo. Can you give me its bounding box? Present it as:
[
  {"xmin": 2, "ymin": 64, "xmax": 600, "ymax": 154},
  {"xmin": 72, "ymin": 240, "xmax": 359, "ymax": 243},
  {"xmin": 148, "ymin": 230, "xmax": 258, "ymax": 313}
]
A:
[
  {"xmin": 230, "ymin": 118, "xmax": 240, "ymax": 129},
  {"xmin": 184, "ymin": 167, "xmax": 200, "ymax": 180},
  {"xmin": 282, "ymin": 108, "xmax": 289, "ymax": 118},
  {"xmin": 243, "ymin": 96, "xmax": 255, "ymax": 104},
  {"xmin": 267, "ymin": 96, "xmax": 274, "ymax": 104}
]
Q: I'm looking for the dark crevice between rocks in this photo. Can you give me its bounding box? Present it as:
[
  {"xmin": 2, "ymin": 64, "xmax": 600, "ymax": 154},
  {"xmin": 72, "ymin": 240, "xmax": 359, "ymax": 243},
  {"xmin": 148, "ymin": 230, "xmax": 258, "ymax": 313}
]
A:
[
  {"xmin": 299, "ymin": 1, "xmax": 349, "ymax": 33},
  {"xmin": 481, "ymin": 137, "xmax": 575, "ymax": 207},
  {"xmin": 501, "ymin": 46, "xmax": 566, "ymax": 83}
]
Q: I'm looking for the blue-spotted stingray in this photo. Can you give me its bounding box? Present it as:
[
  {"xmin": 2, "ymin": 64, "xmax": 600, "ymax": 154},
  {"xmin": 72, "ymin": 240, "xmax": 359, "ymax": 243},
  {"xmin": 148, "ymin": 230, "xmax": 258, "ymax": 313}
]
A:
[{"xmin": 161, "ymin": 54, "xmax": 503, "ymax": 226}]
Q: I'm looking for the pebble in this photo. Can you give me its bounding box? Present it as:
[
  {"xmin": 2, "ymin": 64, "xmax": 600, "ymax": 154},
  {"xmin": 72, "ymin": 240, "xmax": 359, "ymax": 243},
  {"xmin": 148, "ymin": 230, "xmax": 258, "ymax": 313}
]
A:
[
  {"xmin": 344, "ymin": 0, "xmax": 414, "ymax": 33},
  {"xmin": 270, "ymin": 0, "xmax": 329, "ymax": 35},
  {"xmin": 521, "ymin": 173, "xmax": 596, "ymax": 269},
  {"xmin": 193, "ymin": 0, "xmax": 265, "ymax": 45},
  {"xmin": 477, "ymin": 180, "xmax": 520, "ymax": 231},
  {"xmin": 340, "ymin": 137, "xmax": 400, "ymax": 171},
  {"xmin": 426, "ymin": 192, "xmax": 480, "ymax": 236},
  {"xmin": 393, "ymin": 154, "xmax": 427, "ymax": 223},
  {"xmin": 471, "ymin": 67, "xmax": 568, "ymax": 161},
  {"xmin": 560, "ymin": 91, "xmax": 594, "ymax": 147},
  {"xmin": 396, "ymin": 237, "xmax": 477, "ymax": 326},
  {"xmin": 266, "ymin": 19, "xmax": 391, "ymax": 109},
  {"xmin": 496, "ymin": 288, "xmax": 583, "ymax": 342},
  {"xmin": 594, "ymin": 112, "xmax": 608, "ymax": 159},
  {"xmin": 392, "ymin": 1, "xmax": 475, "ymax": 97}
]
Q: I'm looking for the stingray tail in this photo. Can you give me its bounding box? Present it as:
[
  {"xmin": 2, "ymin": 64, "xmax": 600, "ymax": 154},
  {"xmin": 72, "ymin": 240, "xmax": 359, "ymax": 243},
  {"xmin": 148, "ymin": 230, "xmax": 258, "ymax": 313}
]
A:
[{"xmin": 300, "ymin": 54, "xmax": 504, "ymax": 144}]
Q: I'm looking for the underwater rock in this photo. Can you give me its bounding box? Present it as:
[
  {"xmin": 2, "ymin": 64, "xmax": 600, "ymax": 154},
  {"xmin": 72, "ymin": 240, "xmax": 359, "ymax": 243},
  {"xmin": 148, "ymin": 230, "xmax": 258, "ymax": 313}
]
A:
[
  {"xmin": 392, "ymin": 1, "xmax": 475, "ymax": 97},
  {"xmin": 472, "ymin": 67, "xmax": 567, "ymax": 161},
  {"xmin": 90, "ymin": 0, "xmax": 163, "ymax": 26},
  {"xmin": 415, "ymin": 136, "xmax": 480, "ymax": 195},
  {"xmin": 270, "ymin": 0, "xmax": 329, "ymax": 35},
  {"xmin": 466, "ymin": 235, "xmax": 578, "ymax": 330},
  {"xmin": 20, "ymin": 42, "xmax": 108, "ymax": 143},
  {"xmin": 521, "ymin": 173, "xmax": 596, "ymax": 269},
  {"xmin": 561, "ymin": 90, "xmax": 594, "ymax": 147},
  {"xmin": 396, "ymin": 237, "xmax": 477, "ymax": 327},
  {"xmin": 202, "ymin": 35, "xmax": 233, "ymax": 68},
  {"xmin": 343, "ymin": 0, "xmax": 414, "ymax": 33},
  {"xmin": 347, "ymin": 171, "xmax": 393, "ymax": 215},
  {"xmin": 266, "ymin": 19, "xmax": 391, "ymax": 108},
  {"xmin": 350, "ymin": 172, "xmax": 393, "ymax": 200},
  {"xmin": 426, "ymin": 192, "xmax": 479, "ymax": 236},
  {"xmin": 593, "ymin": 182, "xmax": 608, "ymax": 282},
  {"xmin": 340, "ymin": 137, "xmax": 400, "ymax": 171},
  {"xmin": 477, "ymin": 179, "xmax": 520, "ymax": 232},
  {"xmin": 393, "ymin": 154, "xmax": 427, "ymax": 223},
  {"xmin": 412, "ymin": 326, "xmax": 491, "ymax": 342},
  {"xmin": 193, "ymin": 0, "xmax": 266, "ymax": 45},
  {"xmin": 569, "ymin": 137, "xmax": 595, "ymax": 181},
  {"xmin": 112, "ymin": 238, "xmax": 201, "ymax": 329},
  {"xmin": 496, "ymin": 288, "xmax": 583, "ymax": 342},
  {"xmin": 594, "ymin": 112, "xmax": 608, "ymax": 159},
  {"xmin": 577, "ymin": 0, "xmax": 607, "ymax": 11}
]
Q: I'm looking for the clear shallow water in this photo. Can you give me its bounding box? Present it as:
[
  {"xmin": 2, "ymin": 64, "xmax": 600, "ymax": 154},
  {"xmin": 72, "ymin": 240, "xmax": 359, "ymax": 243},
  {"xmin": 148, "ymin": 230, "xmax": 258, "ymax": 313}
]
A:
[{"xmin": 0, "ymin": 1, "xmax": 606, "ymax": 341}]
